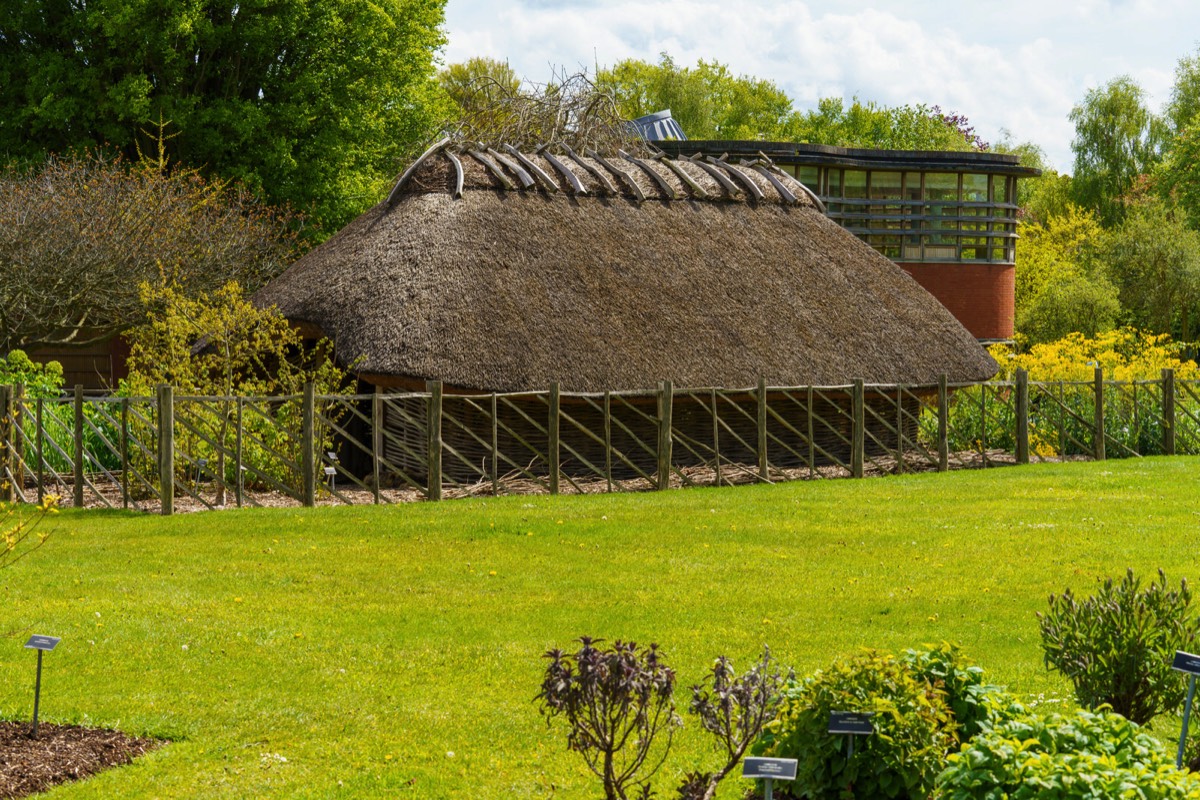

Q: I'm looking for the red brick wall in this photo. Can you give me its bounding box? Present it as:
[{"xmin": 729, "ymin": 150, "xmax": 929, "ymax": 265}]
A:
[{"xmin": 897, "ymin": 262, "xmax": 1014, "ymax": 340}]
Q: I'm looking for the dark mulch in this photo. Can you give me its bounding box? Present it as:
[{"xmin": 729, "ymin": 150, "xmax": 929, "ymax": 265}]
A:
[{"xmin": 0, "ymin": 722, "xmax": 160, "ymax": 799}]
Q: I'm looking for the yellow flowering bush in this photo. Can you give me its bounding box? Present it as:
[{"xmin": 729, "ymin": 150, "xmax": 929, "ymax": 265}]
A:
[
  {"xmin": 990, "ymin": 328, "xmax": 1199, "ymax": 383},
  {"xmin": 928, "ymin": 329, "xmax": 1199, "ymax": 458}
]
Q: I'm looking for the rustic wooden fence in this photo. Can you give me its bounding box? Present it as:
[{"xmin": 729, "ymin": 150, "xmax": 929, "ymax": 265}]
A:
[{"xmin": 1, "ymin": 368, "xmax": 1197, "ymax": 514}]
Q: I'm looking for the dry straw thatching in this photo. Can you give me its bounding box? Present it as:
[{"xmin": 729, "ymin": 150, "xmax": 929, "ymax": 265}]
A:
[{"xmin": 255, "ymin": 143, "xmax": 997, "ymax": 392}]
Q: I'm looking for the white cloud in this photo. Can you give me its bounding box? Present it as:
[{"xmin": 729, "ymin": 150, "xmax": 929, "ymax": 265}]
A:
[{"xmin": 443, "ymin": 0, "xmax": 1200, "ymax": 171}]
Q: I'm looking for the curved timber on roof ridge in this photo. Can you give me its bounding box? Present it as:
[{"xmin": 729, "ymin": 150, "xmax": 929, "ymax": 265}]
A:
[
  {"xmin": 254, "ymin": 142, "xmax": 998, "ymax": 393},
  {"xmin": 387, "ymin": 140, "xmax": 814, "ymax": 206}
]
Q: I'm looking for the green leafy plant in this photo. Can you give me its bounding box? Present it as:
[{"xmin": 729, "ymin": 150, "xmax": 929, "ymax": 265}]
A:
[
  {"xmin": 900, "ymin": 643, "xmax": 1003, "ymax": 743},
  {"xmin": 752, "ymin": 650, "xmax": 954, "ymax": 799},
  {"xmin": 537, "ymin": 637, "xmax": 680, "ymax": 800},
  {"xmin": 937, "ymin": 705, "xmax": 1200, "ymax": 798},
  {"xmin": 0, "ymin": 350, "xmax": 63, "ymax": 399},
  {"xmin": 1038, "ymin": 567, "xmax": 1199, "ymax": 724},
  {"xmin": 122, "ymin": 280, "xmax": 350, "ymax": 501},
  {"xmin": 678, "ymin": 646, "xmax": 791, "ymax": 800}
]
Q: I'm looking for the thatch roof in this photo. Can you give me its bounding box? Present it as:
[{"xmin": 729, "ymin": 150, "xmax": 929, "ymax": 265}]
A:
[{"xmin": 254, "ymin": 143, "xmax": 997, "ymax": 392}]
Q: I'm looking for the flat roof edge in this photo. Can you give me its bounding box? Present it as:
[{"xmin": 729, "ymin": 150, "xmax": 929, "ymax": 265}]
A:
[{"xmin": 655, "ymin": 139, "xmax": 1042, "ymax": 177}]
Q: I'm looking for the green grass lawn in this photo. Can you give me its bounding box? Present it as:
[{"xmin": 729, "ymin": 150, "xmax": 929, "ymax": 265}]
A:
[{"xmin": 2, "ymin": 458, "xmax": 1199, "ymax": 798}]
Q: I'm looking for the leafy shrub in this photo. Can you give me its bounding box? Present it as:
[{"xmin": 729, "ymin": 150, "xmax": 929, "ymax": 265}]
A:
[
  {"xmin": 122, "ymin": 280, "xmax": 350, "ymax": 499},
  {"xmin": 20, "ymin": 401, "xmax": 123, "ymax": 474},
  {"xmin": 1039, "ymin": 568, "xmax": 1199, "ymax": 725},
  {"xmin": 937, "ymin": 705, "xmax": 1200, "ymax": 799},
  {"xmin": 752, "ymin": 650, "xmax": 955, "ymax": 799},
  {"xmin": 900, "ymin": 643, "xmax": 1003, "ymax": 743},
  {"xmin": 0, "ymin": 350, "xmax": 64, "ymax": 399},
  {"xmin": 680, "ymin": 647, "xmax": 791, "ymax": 800},
  {"xmin": 920, "ymin": 329, "xmax": 1200, "ymax": 459},
  {"xmin": 537, "ymin": 637, "xmax": 680, "ymax": 800},
  {"xmin": 994, "ymin": 328, "xmax": 1200, "ymax": 383}
]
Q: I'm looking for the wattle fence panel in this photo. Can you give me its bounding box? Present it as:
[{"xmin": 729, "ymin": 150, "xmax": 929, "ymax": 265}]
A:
[{"xmin": 1, "ymin": 368, "xmax": 1197, "ymax": 514}]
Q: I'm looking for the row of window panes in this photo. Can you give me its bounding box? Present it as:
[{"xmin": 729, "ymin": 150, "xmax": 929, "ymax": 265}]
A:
[
  {"xmin": 772, "ymin": 164, "xmax": 1019, "ymax": 263},
  {"xmin": 777, "ymin": 165, "xmax": 1015, "ymax": 206},
  {"xmin": 860, "ymin": 235, "xmax": 1015, "ymax": 262}
]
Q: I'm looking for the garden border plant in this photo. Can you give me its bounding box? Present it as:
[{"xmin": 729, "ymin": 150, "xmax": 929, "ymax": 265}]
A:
[
  {"xmin": 536, "ymin": 639, "xmax": 790, "ymax": 800},
  {"xmin": 1038, "ymin": 567, "xmax": 1200, "ymax": 724}
]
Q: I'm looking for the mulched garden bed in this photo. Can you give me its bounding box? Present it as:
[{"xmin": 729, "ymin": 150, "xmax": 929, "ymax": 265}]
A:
[{"xmin": 0, "ymin": 722, "xmax": 159, "ymax": 799}]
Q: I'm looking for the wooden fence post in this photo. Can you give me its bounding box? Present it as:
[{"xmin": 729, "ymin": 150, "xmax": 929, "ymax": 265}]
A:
[
  {"xmin": 235, "ymin": 398, "xmax": 244, "ymax": 509},
  {"xmin": 937, "ymin": 374, "xmax": 949, "ymax": 472},
  {"xmin": 1015, "ymin": 369, "xmax": 1030, "ymax": 465},
  {"xmin": 369, "ymin": 389, "xmax": 382, "ymax": 504},
  {"xmin": 1163, "ymin": 368, "xmax": 1176, "ymax": 456},
  {"xmin": 73, "ymin": 385, "xmax": 85, "ymax": 508},
  {"xmin": 0, "ymin": 384, "xmax": 11, "ymax": 503},
  {"xmin": 851, "ymin": 379, "xmax": 865, "ymax": 478},
  {"xmin": 657, "ymin": 381, "xmax": 673, "ymax": 491},
  {"xmin": 1093, "ymin": 367, "xmax": 1106, "ymax": 461},
  {"xmin": 604, "ymin": 391, "xmax": 613, "ymax": 493},
  {"xmin": 426, "ymin": 381, "xmax": 442, "ymax": 501},
  {"xmin": 12, "ymin": 385, "xmax": 24, "ymax": 493},
  {"xmin": 120, "ymin": 397, "xmax": 129, "ymax": 509},
  {"xmin": 548, "ymin": 383, "xmax": 561, "ymax": 495},
  {"xmin": 894, "ymin": 384, "xmax": 904, "ymax": 474},
  {"xmin": 712, "ymin": 388, "xmax": 722, "ymax": 487},
  {"xmin": 489, "ymin": 393, "xmax": 499, "ymax": 497},
  {"xmin": 157, "ymin": 384, "xmax": 174, "ymax": 516},
  {"xmin": 301, "ymin": 382, "xmax": 316, "ymax": 507},
  {"xmin": 806, "ymin": 386, "xmax": 815, "ymax": 479},
  {"xmin": 36, "ymin": 397, "xmax": 44, "ymax": 504},
  {"xmin": 757, "ymin": 378, "xmax": 769, "ymax": 481}
]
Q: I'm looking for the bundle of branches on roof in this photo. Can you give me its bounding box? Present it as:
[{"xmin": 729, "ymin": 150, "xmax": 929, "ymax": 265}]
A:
[
  {"xmin": 0, "ymin": 151, "xmax": 303, "ymax": 353},
  {"xmin": 440, "ymin": 66, "xmax": 652, "ymax": 155}
]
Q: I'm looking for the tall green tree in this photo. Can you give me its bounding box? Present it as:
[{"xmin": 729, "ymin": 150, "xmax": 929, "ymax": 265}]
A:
[
  {"xmin": 596, "ymin": 54, "xmax": 799, "ymax": 140},
  {"xmin": 789, "ymin": 97, "xmax": 979, "ymax": 151},
  {"xmin": 0, "ymin": 0, "xmax": 447, "ymax": 233},
  {"xmin": 437, "ymin": 57, "xmax": 523, "ymax": 140},
  {"xmin": 439, "ymin": 57, "xmax": 521, "ymax": 113},
  {"xmin": 1069, "ymin": 76, "xmax": 1167, "ymax": 226},
  {"xmin": 1100, "ymin": 197, "xmax": 1200, "ymax": 340},
  {"xmin": 1156, "ymin": 121, "xmax": 1200, "ymax": 230},
  {"xmin": 993, "ymin": 133, "xmax": 1069, "ymax": 224},
  {"xmin": 1014, "ymin": 206, "xmax": 1120, "ymax": 345},
  {"xmin": 1168, "ymin": 46, "xmax": 1200, "ymax": 132}
]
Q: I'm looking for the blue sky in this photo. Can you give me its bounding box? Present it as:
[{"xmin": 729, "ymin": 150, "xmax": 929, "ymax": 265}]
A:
[{"xmin": 443, "ymin": 0, "xmax": 1200, "ymax": 171}]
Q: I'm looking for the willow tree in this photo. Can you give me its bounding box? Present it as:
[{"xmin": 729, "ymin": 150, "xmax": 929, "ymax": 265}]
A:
[
  {"xmin": 0, "ymin": 153, "xmax": 299, "ymax": 352},
  {"xmin": 1069, "ymin": 77, "xmax": 1167, "ymax": 226}
]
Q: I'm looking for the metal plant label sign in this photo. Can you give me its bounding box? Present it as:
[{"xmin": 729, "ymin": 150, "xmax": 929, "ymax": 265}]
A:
[
  {"xmin": 1173, "ymin": 651, "xmax": 1200, "ymax": 675},
  {"xmin": 24, "ymin": 635, "xmax": 60, "ymax": 652},
  {"xmin": 742, "ymin": 757, "xmax": 798, "ymax": 781},
  {"xmin": 828, "ymin": 710, "xmax": 875, "ymax": 735}
]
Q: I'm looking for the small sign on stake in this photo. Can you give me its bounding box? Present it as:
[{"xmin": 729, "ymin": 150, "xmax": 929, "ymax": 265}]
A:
[
  {"xmin": 1173, "ymin": 651, "xmax": 1200, "ymax": 767},
  {"xmin": 829, "ymin": 709, "xmax": 875, "ymax": 791},
  {"xmin": 24, "ymin": 635, "xmax": 60, "ymax": 738},
  {"xmin": 742, "ymin": 757, "xmax": 797, "ymax": 800},
  {"xmin": 829, "ymin": 710, "xmax": 875, "ymax": 736}
]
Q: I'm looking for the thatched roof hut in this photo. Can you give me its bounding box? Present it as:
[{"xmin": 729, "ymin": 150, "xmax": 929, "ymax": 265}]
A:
[{"xmin": 255, "ymin": 143, "xmax": 995, "ymax": 393}]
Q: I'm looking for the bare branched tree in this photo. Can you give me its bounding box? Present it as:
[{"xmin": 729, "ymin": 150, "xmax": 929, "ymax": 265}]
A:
[
  {"xmin": 0, "ymin": 151, "xmax": 301, "ymax": 352},
  {"xmin": 440, "ymin": 65, "xmax": 651, "ymax": 154}
]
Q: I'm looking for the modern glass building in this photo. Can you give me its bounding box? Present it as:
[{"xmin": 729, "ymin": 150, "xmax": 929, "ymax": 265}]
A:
[{"xmin": 654, "ymin": 139, "xmax": 1040, "ymax": 342}]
